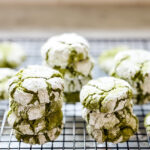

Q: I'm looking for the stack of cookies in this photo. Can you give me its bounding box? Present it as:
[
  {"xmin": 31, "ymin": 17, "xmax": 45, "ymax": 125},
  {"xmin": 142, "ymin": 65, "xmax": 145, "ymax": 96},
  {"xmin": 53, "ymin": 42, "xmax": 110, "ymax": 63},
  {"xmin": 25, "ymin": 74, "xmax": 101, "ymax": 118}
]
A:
[
  {"xmin": 41, "ymin": 33, "xmax": 94, "ymax": 103},
  {"xmin": 7, "ymin": 65, "xmax": 64, "ymax": 145},
  {"xmin": 80, "ymin": 77, "xmax": 138, "ymax": 143}
]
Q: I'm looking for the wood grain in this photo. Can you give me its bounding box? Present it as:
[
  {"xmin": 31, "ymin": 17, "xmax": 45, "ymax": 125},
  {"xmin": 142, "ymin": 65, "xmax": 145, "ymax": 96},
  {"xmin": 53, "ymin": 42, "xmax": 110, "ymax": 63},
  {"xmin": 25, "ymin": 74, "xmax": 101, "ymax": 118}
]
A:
[
  {"xmin": 0, "ymin": 0, "xmax": 150, "ymax": 6},
  {"xmin": 0, "ymin": 1, "xmax": 150, "ymax": 30}
]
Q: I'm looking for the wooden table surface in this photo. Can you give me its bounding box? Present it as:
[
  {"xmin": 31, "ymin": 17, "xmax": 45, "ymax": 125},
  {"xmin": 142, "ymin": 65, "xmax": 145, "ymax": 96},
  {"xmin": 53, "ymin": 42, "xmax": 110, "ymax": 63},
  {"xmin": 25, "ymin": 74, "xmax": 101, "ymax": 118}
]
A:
[
  {"xmin": 1, "ymin": 0, "xmax": 150, "ymax": 6},
  {"xmin": 0, "ymin": 0, "xmax": 150, "ymax": 30}
]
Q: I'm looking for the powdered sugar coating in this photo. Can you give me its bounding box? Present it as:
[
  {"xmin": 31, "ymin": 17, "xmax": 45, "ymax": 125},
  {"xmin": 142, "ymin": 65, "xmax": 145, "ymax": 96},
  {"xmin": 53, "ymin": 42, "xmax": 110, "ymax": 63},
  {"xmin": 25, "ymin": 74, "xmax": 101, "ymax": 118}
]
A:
[
  {"xmin": 111, "ymin": 50, "xmax": 150, "ymax": 104},
  {"xmin": 0, "ymin": 68, "xmax": 16, "ymax": 100},
  {"xmin": 0, "ymin": 42, "xmax": 26, "ymax": 68},
  {"xmin": 21, "ymin": 65, "xmax": 60, "ymax": 79},
  {"xmin": 81, "ymin": 77, "xmax": 138, "ymax": 144},
  {"xmin": 41, "ymin": 33, "xmax": 94, "ymax": 103},
  {"xmin": 0, "ymin": 68, "xmax": 16, "ymax": 81},
  {"xmin": 9, "ymin": 65, "xmax": 64, "ymax": 105},
  {"xmin": 99, "ymin": 46, "xmax": 128, "ymax": 73},
  {"xmin": 7, "ymin": 65, "xmax": 64, "ymax": 145},
  {"xmin": 82, "ymin": 105, "xmax": 138, "ymax": 143},
  {"xmin": 14, "ymin": 123, "xmax": 63, "ymax": 145},
  {"xmin": 80, "ymin": 77, "xmax": 133, "ymax": 113},
  {"xmin": 64, "ymin": 71, "xmax": 91, "ymax": 93},
  {"xmin": 41, "ymin": 33, "xmax": 90, "ymax": 69}
]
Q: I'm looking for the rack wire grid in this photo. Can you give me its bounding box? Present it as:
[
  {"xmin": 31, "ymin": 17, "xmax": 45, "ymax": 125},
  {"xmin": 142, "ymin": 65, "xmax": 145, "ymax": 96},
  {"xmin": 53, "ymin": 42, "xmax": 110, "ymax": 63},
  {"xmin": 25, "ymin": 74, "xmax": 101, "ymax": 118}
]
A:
[{"xmin": 0, "ymin": 37, "xmax": 150, "ymax": 150}]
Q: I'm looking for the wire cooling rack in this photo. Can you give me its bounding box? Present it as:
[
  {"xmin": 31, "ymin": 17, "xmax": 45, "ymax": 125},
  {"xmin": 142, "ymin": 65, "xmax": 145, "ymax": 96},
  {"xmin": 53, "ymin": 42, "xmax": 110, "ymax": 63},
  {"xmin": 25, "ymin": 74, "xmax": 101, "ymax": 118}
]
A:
[{"xmin": 1, "ymin": 37, "xmax": 150, "ymax": 150}]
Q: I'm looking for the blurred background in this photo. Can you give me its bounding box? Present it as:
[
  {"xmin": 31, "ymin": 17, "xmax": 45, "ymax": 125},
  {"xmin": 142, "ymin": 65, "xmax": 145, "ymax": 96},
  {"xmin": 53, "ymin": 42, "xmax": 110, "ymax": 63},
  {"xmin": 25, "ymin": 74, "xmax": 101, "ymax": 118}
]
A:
[{"xmin": 1, "ymin": 0, "xmax": 150, "ymax": 38}]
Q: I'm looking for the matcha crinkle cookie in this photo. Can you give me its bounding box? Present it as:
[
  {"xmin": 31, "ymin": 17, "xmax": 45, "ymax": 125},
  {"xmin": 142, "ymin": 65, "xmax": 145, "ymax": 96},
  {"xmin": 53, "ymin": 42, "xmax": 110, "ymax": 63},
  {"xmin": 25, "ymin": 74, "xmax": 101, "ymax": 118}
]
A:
[
  {"xmin": 80, "ymin": 77, "xmax": 138, "ymax": 143},
  {"xmin": 7, "ymin": 65, "xmax": 64, "ymax": 145},
  {"xmin": 144, "ymin": 112, "xmax": 150, "ymax": 134},
  {"xmin": 99, "ymin": 46, "xmax": 128, "ymax": 74},
  {"xmin": 110, "ymin": 50, "xmax": 150, "ymax": 104},
  {"xmin": 41, "ymin": 33, "xmax": 94, "ymax": 102},
  {"xmin": 0, "ymin": 68, "xmax": 16, "ymax": 100},
  {"xmin": 0, "ymin": 42, "xmax": 26, "ymax": 68}
]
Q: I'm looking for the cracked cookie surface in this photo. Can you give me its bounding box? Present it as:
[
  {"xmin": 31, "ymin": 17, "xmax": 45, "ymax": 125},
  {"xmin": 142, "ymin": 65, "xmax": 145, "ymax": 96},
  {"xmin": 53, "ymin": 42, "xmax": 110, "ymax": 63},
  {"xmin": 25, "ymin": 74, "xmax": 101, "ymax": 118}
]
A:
[
  {"xmin": 110, "ymin": 50, "xmax": 150, "ymax": 104},
  {"xmin": 80, "ymin": 77, "xmax": 138, "ymax": 143},
  {"xmin": 41, "ymin": 33, "xmax": 94, "ymax": 103},
  {"xmin": 7, "ymin": 65, "xmax": 64, "ymax": 145}
]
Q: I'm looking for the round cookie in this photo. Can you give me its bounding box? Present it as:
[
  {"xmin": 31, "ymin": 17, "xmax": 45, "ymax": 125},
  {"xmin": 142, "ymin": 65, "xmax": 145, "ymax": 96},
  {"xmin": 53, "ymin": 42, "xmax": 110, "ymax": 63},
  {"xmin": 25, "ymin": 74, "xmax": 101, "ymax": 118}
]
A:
[
  {"xmin": 99, "ymin": 46, "xmax": 128, "ymax": 74},
  {"xmin": 80, "ymin": 77, "xmax": 133, "ymax": 113},
  {"xmin": 41, "ymin": 33, "xmax": 90, "ymax": 69},
  {"xmin": 7, "ymin": 65, "xmax": 64, "ymax": 145},
  {"xmin": 0, "ymin": 68, "xmax": 16, "ymax": 100},
  {"xmin": 86, "ymin": 121, "xmax": 137, "ymax": 144},
  {"xmin": 83, "ymin": 107, "xmax": 138, "ymax": 143},
  {"xmin": 15, "ymin": 124, "xmax": 63, "ymax": 145},
  {"xmin": 110, "ymin": 50, "xmax": 150, "ymax": 104},
  {"xmin": 0, "ymin": 42, "xmax": 26, "ymax": 68}
]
